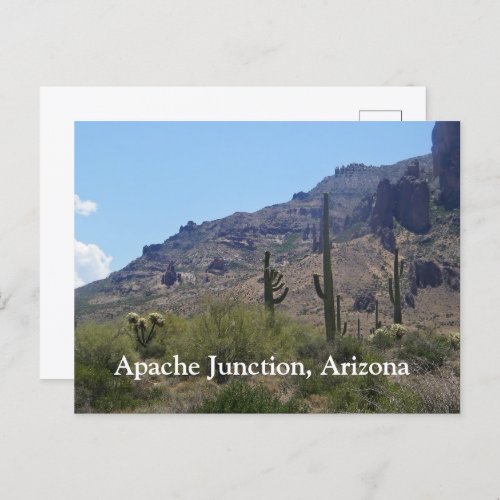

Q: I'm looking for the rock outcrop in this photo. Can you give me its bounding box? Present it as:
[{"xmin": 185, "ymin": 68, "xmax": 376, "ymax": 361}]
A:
[
  {"xmin": 161, "ymin": 261, "xmax": 178, "ymax": 287},
  {"xmin": 403, "ymin": 259, "xmax": 458, "ymax": 307},
  {"xmin": 344, "ymin": 194, "xmax": 374, "ymax": 229},
  {"xmin": 414, "ymin": 260, "xmax": 443, "ymax": 288},
  {"xmin": 404, "ymin": 292, "xmax": 415, "ymax": 308},
  {"xmin": 179, "ymin": 221, "xmax": 197, "ymax": 233},
  {"xmin": 311, "ymin": 224, "xmax": 319, "ymax": 253},
  {"xmin": 394, "ymin": 162, "xmax": 430, "ymax": 234},
  {"xmin": 432, "ymin": 122, "xmax": 460, "ymax": 209},
  {"xmin": 353, "ymin": 292, "xmax": 376, "ymax": 312},
  {"xmin": 379, "ymin": 227, "xmax": 396, "ymax": 253},
  {"xmin": 142, "ymin": 243, "xmax": 162, "ymax": 255},
  {"xmin": 370, "ymin": 160, "xmax": 430, "ymax": 238},
  {"xmin": 370, "ymin": 179, "xmax": 394, "ymax": 232},
  {"xmin": 292, "ymin": 191, "xmax": 309, "ymax": 201},
  {"xmin": 206, "ymin": 257, "xmax": 227, "ymax": 274},
  {"xmin": 442, "ymin": 264, "xmax": 460, "ymax": 291}
]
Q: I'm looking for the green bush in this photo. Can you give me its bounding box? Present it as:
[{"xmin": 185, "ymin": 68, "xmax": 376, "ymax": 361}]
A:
[
  {"xmin": 141, "ymin": 340, "xmax": 167, "ymax": 359},
  {"xmin": 194, "ymin": 380, "xmax": 307, "ymax": 413},
  {"xmin": 333, "ymin": 335, "xmax": 364, "ymax": 363},
  {"xmin": 295, "ymin": 361, "xmax": 344, "ymax": 398},
  {"xmin": 327, "ymin": 370, "xmax": 422, "ymax": 413},
  {"xmin": 75, "ymin": 323, "xmax": 139, "ymax": 371},
  {"xmin": 370, "ymin": 328, "xmax": 397, "ymax": 351},
  {"xmin": 399, "ymin": 330, "xmax": 455, "ymax": 371},
  {"xmin": 295, "ymin": 328, "xmax": 329, "ymax": 361},
  {"xmin": 75, "ymin": 363, "xmax": 138, "ymax": 413},
  {"xmin": 190, "ymin": 297, "xmax": 295, "ymax": 381}
]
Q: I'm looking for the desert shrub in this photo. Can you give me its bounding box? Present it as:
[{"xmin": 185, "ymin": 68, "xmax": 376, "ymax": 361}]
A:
[
  {"xmin": 75, "ymin": 363, "xmax": 138, "ymax": 413},
  {"xmin": 295, "ymin": 346, "xmax": 423, "ymax": 413},
  {"xmin": 327, "ymin": 366, "xmax": 422, "ymax": 414},
  {"xmin": 398, "ymin": 367, "xmax": 460, "ymax": 413},
  {"xmin": 296, "ymin": 337, "xmax": 381, "ymax": 399},
  {"xmin": 75, "ymin": 323, "xmax": 145, "ymax": 412},
  {"xmin": 370, "ymin": 328, "xmax": 397, "ymax": 350},
  {"xmin": 141, "ymin": 339, "xmax": 166, "ymax": 359},
  {"xmin": 333, "ymin": 335, "xmax": 364, "ymax": 363},
  {"xmin": 296, "ymin": 364, "xmax": 343, "ymax": 398},
  {"xmin": 76, "ymin": 323, "xmax": 139, "ymax": 371},
  {"xmin": 194, "ymin": 380, "xmax": 307, "ymax": 413},
  {"xmin": 189, "ymin": 297, "xmax": 295, "ymax": 381},
  {"xmin": 399, "ymin": 330, "xmax": 455, "ymax": 371},
  {"xmin": 373, "ymin": 380, "xmax": 423, "ymax": 413},
  {"xmin": 295, "ymin": 327, "xmax": 330, "ymax": 362}
]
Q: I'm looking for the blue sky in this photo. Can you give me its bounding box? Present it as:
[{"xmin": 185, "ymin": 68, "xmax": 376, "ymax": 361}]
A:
[{"xmin": 75, "ymin": 121, "xmax": 434, "ymax": 284}]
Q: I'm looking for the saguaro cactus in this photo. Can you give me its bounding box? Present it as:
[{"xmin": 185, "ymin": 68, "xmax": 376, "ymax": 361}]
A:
[
  {"xmin": 313, "ymin": 193, "xmax": 336, "ymax": 343},
  {"xmin": 375, "ymin": 299, "xmax": 381, "ymax": 330},
  {"xmin": 388, "ymin": 248, "xmax": 404, "ymax": 324},
  {"xmin": 264, "ymin": 251, "xmax": 289, "ymax": 314},
  {"xmin": 336, "ymin": 295, "xmax": 341, "ymax": 334},
  {"xmin": 357, "ymin": 318, "xmax": 361, "ymax": 340}
]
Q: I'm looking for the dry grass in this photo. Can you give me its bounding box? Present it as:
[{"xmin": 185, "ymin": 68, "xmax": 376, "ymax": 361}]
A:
[{"xmin": 398, "ymin": 365, "xmax": 460, "ymax": 413}]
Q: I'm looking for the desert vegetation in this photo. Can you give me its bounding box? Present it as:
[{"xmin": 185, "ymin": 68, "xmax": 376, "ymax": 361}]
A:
[{"xmin": 75, "ymin": 297, "xmax": 459, "ymax": 414}]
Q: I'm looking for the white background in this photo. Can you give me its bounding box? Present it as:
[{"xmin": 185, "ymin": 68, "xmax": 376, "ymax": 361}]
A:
[{"xmin": 1, "ymin": 1, "xmax": 500, "ymax": 499}]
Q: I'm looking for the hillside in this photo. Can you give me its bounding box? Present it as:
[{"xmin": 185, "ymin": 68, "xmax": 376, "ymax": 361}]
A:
[{"xmin": 75, "ymin": 152, "xmax": 459, "ymax": 335}]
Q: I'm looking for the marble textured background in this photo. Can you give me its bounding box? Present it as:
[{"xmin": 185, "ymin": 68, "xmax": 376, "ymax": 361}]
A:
[{"xmin": 1, "ymin": 1, "xmax": 499, "ymax": 498}]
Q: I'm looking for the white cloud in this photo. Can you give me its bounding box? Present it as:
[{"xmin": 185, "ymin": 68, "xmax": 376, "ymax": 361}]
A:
[
  {"xmin": 75, "ymin": 240, "xmax": 112, "ymax": 288},
  {"xmin": 74, "ymin": 194, "xmax": 97, "ymax": 216}
]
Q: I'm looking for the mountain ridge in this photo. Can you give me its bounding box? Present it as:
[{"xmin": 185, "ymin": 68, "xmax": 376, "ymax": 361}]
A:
[{"xmin": 76, "ymin": 152, "xmax": 459, "ymax": 335}]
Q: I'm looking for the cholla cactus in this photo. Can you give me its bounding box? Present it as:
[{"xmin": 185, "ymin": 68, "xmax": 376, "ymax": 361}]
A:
[
  {"xmin": 127, "ymin": 311, "xmax": 165, "ymax": 347},
  {"xmin": 370, "ymin": 324, "xmax": 407, "ymax": 342},
  {"xmin": 377, "ymin": 324, "xmax": 407, "ymax": 339},
  {"xmin": 388, "ymin": 323, "xmax": 407, "ymax": 339}
]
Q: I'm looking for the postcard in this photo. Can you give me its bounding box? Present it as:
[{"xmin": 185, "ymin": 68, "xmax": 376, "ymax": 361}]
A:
[{"xmin": 73, "ymin": 120, "xmax": 459, "ymax": 413}]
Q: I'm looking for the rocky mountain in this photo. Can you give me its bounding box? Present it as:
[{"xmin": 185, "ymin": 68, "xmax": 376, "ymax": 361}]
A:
[
  {"xmin": 432, "ymin": 122, "xmax": 460, "ymax": 209},
  {"xmin": 76, "ymin": 123, "xmax": 460, "ymax": 335}
]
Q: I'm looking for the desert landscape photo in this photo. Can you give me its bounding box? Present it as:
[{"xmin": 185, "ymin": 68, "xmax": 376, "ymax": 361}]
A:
[{"xmin": 74, "ymin": 121, "xmax": 460, "ymax": 413}]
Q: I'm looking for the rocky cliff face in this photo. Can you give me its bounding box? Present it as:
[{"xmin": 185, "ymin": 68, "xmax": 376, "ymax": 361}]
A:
[
  {"xmin": 432, "ymin": 121, "xmax": 460, "ymax": 209},
  {"xmin": 370, "ymin": 179, "xmax": 394, "ymax": 232},
  {"xmin": 370, "ymin": 160, "xmax": 430, "ymax": 237},
  {"xmin": 75, "ymin": 152, "xmax": 459, "ymax": 333},
  {"xmin": 414, "ymin": 260, "xmax": 443, "ymax": 288},
  {"xmin": 394, "ymin": 161, "xmax": 430, "ymax": 234}
]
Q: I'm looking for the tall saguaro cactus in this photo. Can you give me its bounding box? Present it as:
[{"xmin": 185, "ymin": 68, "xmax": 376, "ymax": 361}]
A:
[
  {"xmin": 388, "ymin": 248, "xmax": 404, "ymax": 324},
  {"xmin": 336, "ymin": 295, "xmax": 341, "ymax": 334},
  {"xmin": 375, "ymin": 299, "xmax": 380, "ymax": 330},
  {"xmin": 313, "ymin": 193, "xmax": 336, "ymax": 343},
  {"xmin": 264, "ymin": 251, "xmax": 289, "ymax": 314}
]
